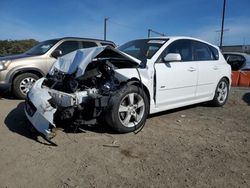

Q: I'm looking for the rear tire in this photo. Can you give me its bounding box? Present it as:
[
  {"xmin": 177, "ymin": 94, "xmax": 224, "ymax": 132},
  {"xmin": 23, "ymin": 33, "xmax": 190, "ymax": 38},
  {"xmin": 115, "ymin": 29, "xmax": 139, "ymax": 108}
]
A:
[
  {"xmin": 209, "ymin": 78, "xmax": 229, "ymax": 107},
  {"xmin": 13, "ymin": 73, "xmax": 39, "ymax": 99},
  {"xmin": 105, "ymin": 85, "xmax": 149, "ymax": 133}
]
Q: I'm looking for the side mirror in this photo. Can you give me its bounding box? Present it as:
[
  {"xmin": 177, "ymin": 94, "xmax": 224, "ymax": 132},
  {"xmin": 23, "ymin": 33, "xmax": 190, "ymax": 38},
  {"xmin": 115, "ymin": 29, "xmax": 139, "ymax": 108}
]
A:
[
  {"xmin": 51, "ymin": 50, "xmax": 62, "ymax": 59},
  {"xmin": 163, "ymin": 53, "xmax": 181, "ymax": 62}
]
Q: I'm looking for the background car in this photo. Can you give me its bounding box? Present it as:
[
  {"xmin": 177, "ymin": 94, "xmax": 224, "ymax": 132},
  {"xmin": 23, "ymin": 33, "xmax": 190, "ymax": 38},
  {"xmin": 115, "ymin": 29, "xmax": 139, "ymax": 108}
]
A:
[
  {"xmin": 223, "ymin": 52, "xmax": 250, "ymax": 86},
  {"xmin": 223, "ymin": 52, "xmax": 250, "ymax": 71},
  {"xmin": 0, "ymin": 37, "xmax": 116, "ymax": 99}
]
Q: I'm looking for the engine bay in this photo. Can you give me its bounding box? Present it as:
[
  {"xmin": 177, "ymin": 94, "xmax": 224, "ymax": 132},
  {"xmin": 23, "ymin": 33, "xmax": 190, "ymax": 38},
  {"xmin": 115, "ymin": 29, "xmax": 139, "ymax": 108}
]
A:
[{"xmin": 44, "ymin": 58, "xmax": 121, "ymax": 95}]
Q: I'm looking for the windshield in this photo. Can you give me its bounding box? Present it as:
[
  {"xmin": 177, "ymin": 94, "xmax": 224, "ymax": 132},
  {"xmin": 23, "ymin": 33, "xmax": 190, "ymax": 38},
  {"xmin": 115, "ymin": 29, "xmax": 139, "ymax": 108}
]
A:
[
  {"xmin": 25, "ymin": 39, "xmax": 59, "ymax": 55},
  {"xmin": 118, "ymin": 39, "xmax": 168, "ymax": 62}
]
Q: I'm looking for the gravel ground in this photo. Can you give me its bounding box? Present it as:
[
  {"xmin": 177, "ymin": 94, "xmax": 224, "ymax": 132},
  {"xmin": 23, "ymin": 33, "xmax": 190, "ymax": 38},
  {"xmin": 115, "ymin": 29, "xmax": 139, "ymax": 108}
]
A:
[{"xmin": 0, "ymin": 87, "xmax": 249, "ymax": 188}]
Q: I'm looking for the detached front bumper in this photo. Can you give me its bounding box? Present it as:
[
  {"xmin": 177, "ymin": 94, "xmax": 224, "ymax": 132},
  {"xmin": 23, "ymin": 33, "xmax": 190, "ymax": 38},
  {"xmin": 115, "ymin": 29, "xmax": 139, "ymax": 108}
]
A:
[
  {"xmin": 24, "ymin": 78, "xmax": 57, "ymax": 138},
  {"xmin": 24, "ymin": 77, "xmax": 92, "ymax": 138}
]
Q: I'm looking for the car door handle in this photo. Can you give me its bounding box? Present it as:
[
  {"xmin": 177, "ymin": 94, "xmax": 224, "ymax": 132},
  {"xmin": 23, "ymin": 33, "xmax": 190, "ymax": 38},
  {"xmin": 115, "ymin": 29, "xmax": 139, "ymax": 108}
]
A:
[
  {"xmin": 188, "ymin": 67, "xmax": 196, "ymax": 72},
  {"xmin": 213, "ymin": 66, "xmax": 219, "ymax": 70}
]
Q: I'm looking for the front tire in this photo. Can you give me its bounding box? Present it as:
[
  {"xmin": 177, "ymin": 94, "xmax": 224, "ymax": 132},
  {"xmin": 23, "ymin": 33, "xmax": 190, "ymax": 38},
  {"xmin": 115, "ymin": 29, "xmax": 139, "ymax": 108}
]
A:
[
  {"xmin": 209, "ymin": 78, "xmax": 229, "ymax": 107},
  {"xmin": 105, "ymin": 85, "xmax": 149, "ymax": 133},
  {"xmin": 13, "ymin": 73, "xmax": 39, "ymax": 99}
]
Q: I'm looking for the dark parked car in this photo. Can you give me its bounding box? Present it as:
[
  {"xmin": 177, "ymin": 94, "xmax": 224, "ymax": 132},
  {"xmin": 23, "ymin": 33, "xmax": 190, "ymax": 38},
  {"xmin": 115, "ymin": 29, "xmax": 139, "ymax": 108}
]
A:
[{"xmin": 223, "ymin": 52, "xmax": 250, "ymax": 71}]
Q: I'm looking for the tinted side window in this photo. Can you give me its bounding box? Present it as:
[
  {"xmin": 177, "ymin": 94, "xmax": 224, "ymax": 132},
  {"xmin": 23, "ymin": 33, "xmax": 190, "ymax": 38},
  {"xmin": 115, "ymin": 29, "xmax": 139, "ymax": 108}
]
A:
[
  {"xmin": 55, "ymin": 41, "xmax": 80, "ymax": 56},
  {"xmin": 228, "ymin": 54, "xmax": 245, "ymax": 62},
  {"xmin": 166, "ymin": 39, "xmax": 192, "ymax": 61},
  {"xmin": 193, "ymin": 41, "xmax": 214, "ymax": 61},
  {"xmin": 81, "ymin": 41, "xmax": 97, "ymax": 48}
]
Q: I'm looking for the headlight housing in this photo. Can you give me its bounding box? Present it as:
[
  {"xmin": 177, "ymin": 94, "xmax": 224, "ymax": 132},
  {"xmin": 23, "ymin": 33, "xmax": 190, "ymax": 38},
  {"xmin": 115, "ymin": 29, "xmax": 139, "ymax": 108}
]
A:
[{"xmin": 0, "ymin": 60, "xmax": 11, "ymax": 71}]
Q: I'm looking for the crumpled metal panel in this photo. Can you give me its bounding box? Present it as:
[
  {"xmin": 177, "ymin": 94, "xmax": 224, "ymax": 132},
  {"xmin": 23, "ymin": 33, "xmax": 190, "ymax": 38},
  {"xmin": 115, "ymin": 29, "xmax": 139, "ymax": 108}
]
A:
[
  {"xmin": 49, "ymin": 46, "xmax": 140, "ymax": 78},
  {"xmin": 25, "ymin": 78, "xmax": 56, "ymax": 138}
]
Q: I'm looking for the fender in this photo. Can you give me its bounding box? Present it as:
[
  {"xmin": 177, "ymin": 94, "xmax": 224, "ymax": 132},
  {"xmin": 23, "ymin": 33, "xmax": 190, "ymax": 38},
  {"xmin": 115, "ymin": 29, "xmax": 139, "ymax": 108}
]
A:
[
  {"xmin": 6, "ymin": 67, "xmax": 45, "ymax": 84},
  {"xmin": 126, "ymin": 78, "xmax": 151, "ymax": 105}
]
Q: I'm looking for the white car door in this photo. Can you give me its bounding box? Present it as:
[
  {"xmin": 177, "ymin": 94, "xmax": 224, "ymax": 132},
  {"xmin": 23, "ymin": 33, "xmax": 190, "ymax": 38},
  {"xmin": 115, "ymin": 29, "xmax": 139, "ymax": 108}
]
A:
[
  {"xmin": 155, "ymin": 39, "xmax": 198, "ymax": 108},
  {"xmin": 193, "ymin": 41, "xmax": 220, "ymax": 99}
]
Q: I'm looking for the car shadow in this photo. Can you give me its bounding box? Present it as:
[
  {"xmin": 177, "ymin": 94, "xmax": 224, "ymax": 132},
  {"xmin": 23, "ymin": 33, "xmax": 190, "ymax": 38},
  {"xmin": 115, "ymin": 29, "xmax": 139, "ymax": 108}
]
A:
[
  {"xmin": 4, "ymin": 102, "xmax": 118, "ymax": 145},
  {"xmin": 4, "ymin": 101, "xmax": 207, "ymax": 145},
  {"xmin": 0, "ymin": 91, "xmax": 16, "ymax": 100},
  {"xmin": 242, "ymin": 92, "xmax": 250, "ymax": 106},
  {"xmin": 4, "ymin": 102, "xmax": 57, "ymax": 146},
  {"xmin": 64, "ymin": 104, "xmax": 202, "ymax": 134},
  {"xmin": 62, "ymin": 121, "xmax": 118, "ymax": 135}
]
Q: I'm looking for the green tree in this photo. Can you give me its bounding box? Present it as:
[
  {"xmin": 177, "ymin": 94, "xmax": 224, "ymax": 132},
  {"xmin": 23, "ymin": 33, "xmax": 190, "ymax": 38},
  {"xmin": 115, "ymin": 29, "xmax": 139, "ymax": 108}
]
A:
[{"xmin": 0, "ymin": 39, "xmax": 39, "ymax": 56}]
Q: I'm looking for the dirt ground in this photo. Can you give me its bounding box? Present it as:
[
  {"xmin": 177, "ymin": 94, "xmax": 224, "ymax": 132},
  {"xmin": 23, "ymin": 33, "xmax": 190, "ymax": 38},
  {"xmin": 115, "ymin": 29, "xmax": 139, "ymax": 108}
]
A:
[{"xmin": 0, "ymin": 87, "xmax": 249, "ymax": 188}]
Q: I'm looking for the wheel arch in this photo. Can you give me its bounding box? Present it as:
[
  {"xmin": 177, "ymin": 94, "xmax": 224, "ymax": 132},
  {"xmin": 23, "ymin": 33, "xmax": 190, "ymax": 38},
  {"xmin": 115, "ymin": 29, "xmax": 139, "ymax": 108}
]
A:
[
  {"xmin": 210, "ymin": 76, "xmax": 230, "ymax": 107},
  {"xmin": 10, "ymin": 68, "xmax": 45, "ymax": 84},
  {"xmin": 212, "ymin": 76, "xmax": 230, "ymax": 98},
  {"xmin": 215, "ymin": 76, "xmax": 231, "ymax": 91},
  {"xmin": 125, "ymin": 78, "xmax": 151, "ymax": 105},
  {"xmin": 105, "ymin": 77, "xmax": 150, "ymax": 133},
  {"xmin": 222, "ymin": 76, "xmax": 230, "ymax": 85}
]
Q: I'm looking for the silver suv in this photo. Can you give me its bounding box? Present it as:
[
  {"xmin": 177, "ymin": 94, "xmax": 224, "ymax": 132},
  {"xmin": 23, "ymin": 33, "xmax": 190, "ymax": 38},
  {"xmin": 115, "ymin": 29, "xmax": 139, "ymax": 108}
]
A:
[{"xmin": 0, "ymin": 37, "xmax": 115, "ymax": 99}]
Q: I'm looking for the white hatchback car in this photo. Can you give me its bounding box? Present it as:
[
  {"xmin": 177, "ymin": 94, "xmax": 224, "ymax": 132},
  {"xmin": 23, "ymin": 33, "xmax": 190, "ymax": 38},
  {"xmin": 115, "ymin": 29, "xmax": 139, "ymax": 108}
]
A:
[{"xmin": 25, "ymin": 37, "xmax": 231, "ymax": 139}]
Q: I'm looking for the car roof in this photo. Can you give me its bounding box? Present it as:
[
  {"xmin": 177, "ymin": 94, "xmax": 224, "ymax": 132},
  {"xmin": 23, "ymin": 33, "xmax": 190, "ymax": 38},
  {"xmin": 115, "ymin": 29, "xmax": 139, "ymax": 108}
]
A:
[
  {"xmin": 223, "ymin": 52, "xmax": 250, "ymax": 59},
  {"xmin": 141, "ymin": 36, "xmax": 219, "ymax": 49},
  {"xmin": 51, "ymin": 37, "xmax": 116, "ymax": 46},
  {"xmin": 223, "ymin": 52, "xmax": 250, "ymax": 63},
  {"xmin": 222, "ymin": 52, "xmax": 250, "ymax": 56}
]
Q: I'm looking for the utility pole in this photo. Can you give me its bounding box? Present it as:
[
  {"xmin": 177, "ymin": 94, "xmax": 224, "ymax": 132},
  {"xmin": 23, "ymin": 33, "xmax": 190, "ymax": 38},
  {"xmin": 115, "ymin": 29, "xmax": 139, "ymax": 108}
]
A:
[
  {"xmin": 104, "ymin": 17, "xmax": 109, "ymax": 40},
  {"xmin": 148, "ymin": 29, "xmax": 165, "ymax": 38},
  {"xmin": 215, "ymin": 29, "xmax": 229, "ymax": 46},
  {"xmin": 220, "ymin": 0, "xmax": 227, "ymax": 49}
]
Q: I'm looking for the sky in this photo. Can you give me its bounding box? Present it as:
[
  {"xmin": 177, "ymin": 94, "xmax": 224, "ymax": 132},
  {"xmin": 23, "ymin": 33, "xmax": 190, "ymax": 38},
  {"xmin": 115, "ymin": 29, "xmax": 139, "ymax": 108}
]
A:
[{"xmin": 0, "ymin": 0, "xmax": 250, "ymax": 46}]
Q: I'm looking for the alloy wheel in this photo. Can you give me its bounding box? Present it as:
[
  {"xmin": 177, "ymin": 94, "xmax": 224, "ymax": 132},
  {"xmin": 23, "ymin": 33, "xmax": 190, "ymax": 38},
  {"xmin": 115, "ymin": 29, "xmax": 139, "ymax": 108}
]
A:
[
  {"xmin": 118, "ymin": 93, "xmax": 145, "ymax": 127},
  {"xmin": 19, "ymin": 77, "xmax": 36, "ymax": 95},
  {"xmin": 216, "ymin": 80, "xmax": 228, "ymax": 104}
]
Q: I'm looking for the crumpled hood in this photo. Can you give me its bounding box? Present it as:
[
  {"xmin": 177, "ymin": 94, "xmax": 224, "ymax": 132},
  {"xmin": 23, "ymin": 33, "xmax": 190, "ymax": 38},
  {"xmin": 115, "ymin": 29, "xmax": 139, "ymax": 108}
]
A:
[{"xmin": 49, "ymin": 46, "xmax": 141, "ymax": 78}]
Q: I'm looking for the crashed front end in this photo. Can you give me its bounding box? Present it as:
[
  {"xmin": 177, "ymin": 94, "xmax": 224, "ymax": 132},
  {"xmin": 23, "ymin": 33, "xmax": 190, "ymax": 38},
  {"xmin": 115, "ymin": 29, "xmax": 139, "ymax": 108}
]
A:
[
  {"xmin": 25, "ymin": 46, "xmax": 141, "ymax": 139},
  {"xmin": 25, "ymin": 77, "xmax": 112, "ymax": 139}
]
